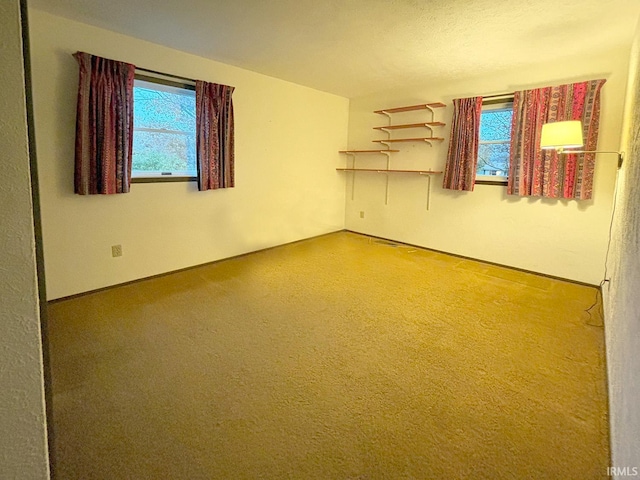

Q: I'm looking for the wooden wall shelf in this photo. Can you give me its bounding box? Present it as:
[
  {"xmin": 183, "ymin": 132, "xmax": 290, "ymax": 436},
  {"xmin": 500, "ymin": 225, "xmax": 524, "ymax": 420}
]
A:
[
  {"xmin": 373, "ymin": 137, "xmax": 444, "ymax": 143},
  {"xmin": 374, "ymin": 103, "xmax": 446, "ymax": 114},
  {"xmin": 339, "ymin": 149, "xmax": 399, "ymax": 154},
  {"xmin": 373, "ymin": 122, "xmax": 445, "ymax": 130},
  {"xmin": 338, "ymin": 100, "xmax": 446, "ymax": 209}
]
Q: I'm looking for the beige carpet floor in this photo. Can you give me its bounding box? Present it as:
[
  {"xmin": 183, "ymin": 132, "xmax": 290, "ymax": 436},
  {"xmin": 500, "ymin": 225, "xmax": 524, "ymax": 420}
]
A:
[{"xmin": 48, "ymin": 231, "xmax": 610, "ymax": 479}]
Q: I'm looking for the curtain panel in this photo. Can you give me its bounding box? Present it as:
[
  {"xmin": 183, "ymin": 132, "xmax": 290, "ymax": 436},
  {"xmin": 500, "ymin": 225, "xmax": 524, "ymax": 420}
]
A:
[
  {"xmin": 443, "ymin": 97, "xmax": 483, "ymax": 191},
  {"xmin": 195, "ymin": 81, "xmax": 235, "ymax": 191},
  {"xmin": 73, "ymin": 52, "xmax": 135, "ymax": 195},
  {"xmin": 507, "ymin": 79, "xmax": 606, "ymax": 200}
]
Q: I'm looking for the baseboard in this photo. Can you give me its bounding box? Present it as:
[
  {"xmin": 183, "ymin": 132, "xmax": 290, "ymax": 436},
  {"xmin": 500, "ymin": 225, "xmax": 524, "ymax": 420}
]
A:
[
  {"xmin": 344, "ymin": 230, "xmax": 599, "ymax": 288},
  {"xmin": 48, "ymin": 230, "xmax": 346, "ymax": 304}
]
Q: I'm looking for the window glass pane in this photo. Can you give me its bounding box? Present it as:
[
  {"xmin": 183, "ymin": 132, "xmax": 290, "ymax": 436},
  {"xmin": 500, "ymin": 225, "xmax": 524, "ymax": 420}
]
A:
[
  {"xmin": 133, "ymin": 131, "xmax": 194, "ymax": 173},
  {"xmin": 479, "ymin": 109, "xmax": 512, "ymax": 141},
  {"xmin": 477, "ymin": 142, "xmax": 510, "ymax": 176},
  {"xmin": 132, "ymin": 80, "xmax": 196, "ymax": 176},
  {"xmin": 477, "ymin": 105, "xmax": 513, "ymax": 179}
]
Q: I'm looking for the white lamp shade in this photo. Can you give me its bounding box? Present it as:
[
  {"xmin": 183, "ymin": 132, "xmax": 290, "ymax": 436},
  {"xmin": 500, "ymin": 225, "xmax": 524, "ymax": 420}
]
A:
[{"xmin": 540, "ymin": 120, "xmax": 584, "ymax": 150}]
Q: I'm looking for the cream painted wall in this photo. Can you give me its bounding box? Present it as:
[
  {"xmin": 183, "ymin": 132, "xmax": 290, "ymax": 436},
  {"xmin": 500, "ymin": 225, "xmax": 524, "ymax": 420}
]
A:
[
  {"xmin": 604, "ymin": 17, "xmax": 640, "ymax": 477},
  {"xmin": 29, "ymin": 10, "xmax": 349, "ymax": 300},
  {"xmin": 0, "ymin": 1, "xmax": 50, "ymax": 478},
  {"xmin": 345, "ymin": 48, "xmax": 629, "ymax": 285}
]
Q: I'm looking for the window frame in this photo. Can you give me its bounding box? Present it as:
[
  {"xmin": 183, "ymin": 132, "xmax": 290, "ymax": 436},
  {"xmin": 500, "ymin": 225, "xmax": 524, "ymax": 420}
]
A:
[
  {"xmin": 475, "ymin": 96, "xmax": 514, "ymax": 186},
  {"xmin": 131, "ymin": 73, "xmax": 198, "ymax": 184}
]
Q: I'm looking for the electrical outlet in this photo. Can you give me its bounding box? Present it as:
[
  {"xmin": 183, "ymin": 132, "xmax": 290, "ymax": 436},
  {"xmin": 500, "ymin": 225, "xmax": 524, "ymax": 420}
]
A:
[
  {"xmin": 111, "ymin": 245, "xmax": 123, "ymax": 257},
  {"xmin": 360, "ymin": 211, "xmax": 365, "ymax": 219}
]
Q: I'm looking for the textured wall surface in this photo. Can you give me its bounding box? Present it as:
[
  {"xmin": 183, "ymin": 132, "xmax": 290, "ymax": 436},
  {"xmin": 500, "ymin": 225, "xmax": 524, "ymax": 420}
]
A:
[
  {"xmin": 0, "ymin": 1, "xmax": 50, "ymax": 478},
  {"xmin": 604, "ymin": 17, "xmax": 640, "ymax": 476}
]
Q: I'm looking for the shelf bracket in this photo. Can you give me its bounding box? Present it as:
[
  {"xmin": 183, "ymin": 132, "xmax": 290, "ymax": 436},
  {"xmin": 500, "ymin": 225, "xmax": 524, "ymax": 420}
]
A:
[
  {"xmin": 344, "ymin": 153, "xmax": 357, "ymax": 200},
  {"xmin": 424, "ymin": 124, "xmax": 435, "ymax": 136},
  {"xmin": 425, "ymin": 104, "xmax": 436, "ymax": 122},
  {"xmin": 419, "ymin": 172, "xmax": 433, "ymax": 210},
  {"xmin": 382, "ymin": 150, "xmax": 392, "ymax": 205}
]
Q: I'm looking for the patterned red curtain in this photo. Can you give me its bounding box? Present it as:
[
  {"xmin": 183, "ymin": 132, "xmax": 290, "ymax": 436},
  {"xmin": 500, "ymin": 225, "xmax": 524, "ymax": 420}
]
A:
[
  {"xmin": 507, "ymin": 79, "xmax": 606, "ymax": 200},
  {"xmin": 73, "ymin": 52, "xmax": 135, "ymax": 195},
  {"xmin": 443, "ymin": 97, "xmax": 483, "ymax": 191},
  {"xmin": 195, "ymin": 81, "xmax": 235, "ymax": 191}
]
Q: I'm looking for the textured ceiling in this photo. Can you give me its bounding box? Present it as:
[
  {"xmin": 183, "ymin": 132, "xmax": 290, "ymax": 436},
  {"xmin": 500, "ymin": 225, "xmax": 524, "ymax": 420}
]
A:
[{"xmin": 30, "ymin": 0, "xmax": 640, "ymax": 98}]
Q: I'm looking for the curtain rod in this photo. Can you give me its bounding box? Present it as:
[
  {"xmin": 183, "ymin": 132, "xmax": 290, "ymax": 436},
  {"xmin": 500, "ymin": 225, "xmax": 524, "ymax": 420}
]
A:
[
  {"xmin": 75, "ymin": 51, "xmax": 201, "ymax": 85},
  {"xmin": 483, "ymin": 92, "xmax": 515, "ymax": 100},
  {"xmin": 135, "ymin": 67, "xmax": 197, "ymax": 85}
]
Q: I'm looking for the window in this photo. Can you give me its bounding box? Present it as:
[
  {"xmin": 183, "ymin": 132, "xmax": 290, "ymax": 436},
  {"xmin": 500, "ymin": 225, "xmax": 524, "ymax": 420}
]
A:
[
  {"xmin": 132, "ymin": 76, "xmax": 197, "ymax": 181},
  {"xmin": 476, "ymin": 98, "xmax": 514, "ymax": 184}
]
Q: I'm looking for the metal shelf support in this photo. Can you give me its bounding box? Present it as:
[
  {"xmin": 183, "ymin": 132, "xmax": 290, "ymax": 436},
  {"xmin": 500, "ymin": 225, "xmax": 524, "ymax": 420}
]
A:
[{"xmin": 419, "ymin": 172, "xmax": 434, "ymax": 210}]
